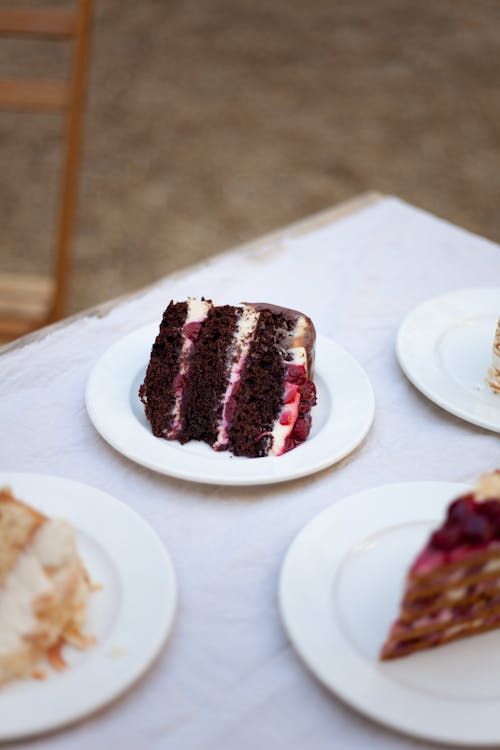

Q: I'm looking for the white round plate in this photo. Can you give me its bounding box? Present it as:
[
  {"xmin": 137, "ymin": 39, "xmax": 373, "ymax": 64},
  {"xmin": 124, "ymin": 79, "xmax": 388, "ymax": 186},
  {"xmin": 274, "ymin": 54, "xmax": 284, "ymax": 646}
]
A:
[
  {"xmin": 396, "ymin": 287, "xmax": 500, "ymax": 432},
  {"xmin": 278, "ymin": 480, "xmax": 500, "ymax": 747},
  {"xmin": 85, "ymin": 325, "xmax": 375, "ymax": 486},
  {"xmin": 0, "ymin": 473, "xmax": 177, "ymax": 742}
]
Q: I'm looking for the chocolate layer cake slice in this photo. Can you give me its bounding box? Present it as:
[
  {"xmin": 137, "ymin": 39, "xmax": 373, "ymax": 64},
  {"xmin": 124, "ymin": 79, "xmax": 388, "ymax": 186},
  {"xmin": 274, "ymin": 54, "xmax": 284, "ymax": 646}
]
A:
[
  {"xmin": 139, "ymin": 298, "xmax": 317, "ymax": 458},
  {"xmin": 381, "ymin": 472, "xmax": 500, "ymax": 660},
  {"xmin": 488, "ymin": 318, "xmax": 500, "ymax": 394}
]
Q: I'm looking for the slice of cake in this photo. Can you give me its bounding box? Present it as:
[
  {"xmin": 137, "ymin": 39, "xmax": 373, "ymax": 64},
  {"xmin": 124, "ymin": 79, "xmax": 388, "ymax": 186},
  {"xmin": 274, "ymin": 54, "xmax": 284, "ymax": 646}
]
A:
[
  {"xmin": 488, "ymin": 318, "xmax": 500, "ymax": 394},
  {"xmin": 0, "ymin": 488, "xmax": 94, "ymax": 686},
  {"xmin": 381, "ymin": 471, "xmax": 500, "ymax": 660},
  {"xmin": 139, "ymin": 298, "xmax": 317, "ymax": 458}
]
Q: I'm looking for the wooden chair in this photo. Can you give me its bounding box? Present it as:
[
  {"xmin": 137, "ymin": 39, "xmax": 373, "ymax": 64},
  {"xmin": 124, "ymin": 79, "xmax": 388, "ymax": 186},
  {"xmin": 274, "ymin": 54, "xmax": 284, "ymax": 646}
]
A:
[{"xmin": 0, "ymin": 1, "xmax": 93, "ymax": 342}]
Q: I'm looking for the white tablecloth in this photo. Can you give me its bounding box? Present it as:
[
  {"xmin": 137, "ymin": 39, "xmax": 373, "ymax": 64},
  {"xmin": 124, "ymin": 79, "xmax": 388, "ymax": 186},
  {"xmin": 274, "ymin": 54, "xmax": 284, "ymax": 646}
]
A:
[{"xmin": 1, "ymin": 197, "xmax": 499, "ymax": 750}]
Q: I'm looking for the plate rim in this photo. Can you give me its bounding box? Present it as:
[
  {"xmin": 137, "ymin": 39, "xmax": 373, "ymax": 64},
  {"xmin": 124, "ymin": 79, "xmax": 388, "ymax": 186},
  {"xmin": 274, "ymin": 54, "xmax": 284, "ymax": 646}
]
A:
[
  {"xmin": 277, "ymin": 479, "xmax": 500, "ymax": 747},
  {"xmin": 0, "ymin": 472, "xmax": 177, "ymax": 742},
  {"xmin": 396, "ymin": 286, "xmax": 500, "ymax": 433},
  {"xmin": 85, "ymin": 325, "xmax": 376, "ymax": 486}
]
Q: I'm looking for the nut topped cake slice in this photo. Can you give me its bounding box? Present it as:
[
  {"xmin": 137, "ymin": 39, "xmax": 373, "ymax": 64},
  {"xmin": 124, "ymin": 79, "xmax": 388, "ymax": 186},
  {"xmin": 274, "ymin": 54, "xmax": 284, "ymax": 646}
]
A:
[
  {"xmin": 0, "ymin": 488, "xmax": 94, "ymax": 686},
  {"xmin": 488, "ymin": 318, "xmax": 500, "ymax": 394},
  {"xmin": 139, "ymin": 298, "xmax": 317, "ymax": 457},
  {"xmin": 381, "ymin": 472, "xmax": 500, "ymax": 660}
]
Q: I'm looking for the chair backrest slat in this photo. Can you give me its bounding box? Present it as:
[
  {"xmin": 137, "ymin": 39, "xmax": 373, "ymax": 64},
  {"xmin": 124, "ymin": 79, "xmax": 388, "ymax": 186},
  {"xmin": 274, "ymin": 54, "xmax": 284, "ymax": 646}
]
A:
[
  {"xmin": 0, "ymin": 0, "xmax": 93, "ymax": 340},
  {"xmin": 0, "ymin": 79, "xmax": 68, "ymax": 111},
  {"xmin": 0, "ymin": 8, "xmax": 76, "ymax": 38}
]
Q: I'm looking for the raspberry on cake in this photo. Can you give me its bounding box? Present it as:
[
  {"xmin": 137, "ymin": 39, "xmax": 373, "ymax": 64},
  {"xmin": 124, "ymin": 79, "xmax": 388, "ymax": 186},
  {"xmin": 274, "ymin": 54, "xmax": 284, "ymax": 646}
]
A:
[
  {"xmin": 488, "ymin": 318, "xmax": 500, "ymax": 394},
  {"xmin": 0, "ymin": 488, "xmax": 94, "ymax": 686},
  {"xmin": 139, "ymin": 298, "xmax": 317, "ymax": 458},
  {"xmin": 381, "ymin": 471, "xmax": 500, "ymax": 660}
]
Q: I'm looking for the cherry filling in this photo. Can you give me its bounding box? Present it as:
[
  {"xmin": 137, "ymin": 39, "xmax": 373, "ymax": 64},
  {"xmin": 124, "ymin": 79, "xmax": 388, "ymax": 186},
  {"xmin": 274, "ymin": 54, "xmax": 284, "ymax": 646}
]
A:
[
  {"xmin": 410, "ymin": 495, "xmax": 500, "ymax": 575},
  {"xmin": 183, "ymin": 321, "xmax": 203, "ymax": 341},
  {"xmin": 429, "ymin": 495, "xmax": 500, "ymax": 552},
  {"xmin": 281, "ymin": 362, "xmax": 317, "ymax": 453}
]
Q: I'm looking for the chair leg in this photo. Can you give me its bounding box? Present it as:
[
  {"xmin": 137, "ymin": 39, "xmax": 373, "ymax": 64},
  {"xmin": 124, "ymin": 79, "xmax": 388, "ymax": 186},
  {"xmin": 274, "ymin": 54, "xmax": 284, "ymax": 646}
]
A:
[{"xmin": 48, "ymin": 0, "xmax": 93, "ymax": 323}]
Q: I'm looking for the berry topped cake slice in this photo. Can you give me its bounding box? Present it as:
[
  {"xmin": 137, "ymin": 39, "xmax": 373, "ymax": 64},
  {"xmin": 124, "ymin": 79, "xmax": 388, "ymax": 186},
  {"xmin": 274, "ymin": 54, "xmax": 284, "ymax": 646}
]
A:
[
  {"xmin": 488, "ymin": 318, "xmax": 500, "ymax": 394},
  {"xmin": 381, "ymin": 471, "xmax": 500, "ymax": 660},
  {"xmin": 139, "ymin": 298, "xmax": 317, "ymax": 458}
]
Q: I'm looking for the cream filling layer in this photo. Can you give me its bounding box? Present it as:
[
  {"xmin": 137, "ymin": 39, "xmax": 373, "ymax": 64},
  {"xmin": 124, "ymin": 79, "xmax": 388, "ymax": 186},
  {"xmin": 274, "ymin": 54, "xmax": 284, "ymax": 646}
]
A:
[
  {"xmin": 291, "ymin": 315, "xmax": 308, "ymax": 346},
  {"xmin": 444, "ymin": 621, "xmax": 484, "ymax": 638},
  {"xmin": 488, "ymin": 320, "xmax": 500, "ymax": 392},
  {"xmin": 213, "ymin": 306, "xmax": 260, "ymax": 449},
  {"xmin": 0, "ymin": 519, "xmax": 79, "ymax": 655},
  {"xmin": 485, "ymin": 558, "xmax": 500, "ymax": 573},
  {"xmin": 166, "ymin": 298, "xmax": 212, "ymax": 438},
  {"xmin": 476, "ymin": 472, "xmax": 500, "ymax": 500}
]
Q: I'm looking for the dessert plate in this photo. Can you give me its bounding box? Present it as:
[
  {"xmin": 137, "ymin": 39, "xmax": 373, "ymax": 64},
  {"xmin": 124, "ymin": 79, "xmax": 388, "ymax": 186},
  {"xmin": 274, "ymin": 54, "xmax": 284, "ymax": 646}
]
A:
[
  {"xmin": 278, "ymin": 480, "xmax": 500, "ymax": 747},
  {"xmin": 85, "ymin": 324, "xmax": 375, "ymax": 486},
  {"xmin": 0, "ymin": 473, "xmax": 177, "ymax": 742},
  {"xmin": 396, "ymin": 287, "xmax": 500, "ymax": 432}
]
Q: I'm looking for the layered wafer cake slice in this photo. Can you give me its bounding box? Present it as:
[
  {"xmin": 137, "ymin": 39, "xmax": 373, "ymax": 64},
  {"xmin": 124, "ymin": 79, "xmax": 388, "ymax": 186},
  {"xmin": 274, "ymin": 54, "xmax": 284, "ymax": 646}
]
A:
[
  {"xmin": 0, "ymin": 488, "xmax": 94, "ymax": 686},
  {"xmin": 381, "ymin": 472, "xmax": 500, "ymax": 660},
  {"xmin": 488, "ymin": 318, "xmax": 500, "ymax": 394},
  {"xmin": 139, "ymin": 298, "xmax": 317, "ymax": 457}
]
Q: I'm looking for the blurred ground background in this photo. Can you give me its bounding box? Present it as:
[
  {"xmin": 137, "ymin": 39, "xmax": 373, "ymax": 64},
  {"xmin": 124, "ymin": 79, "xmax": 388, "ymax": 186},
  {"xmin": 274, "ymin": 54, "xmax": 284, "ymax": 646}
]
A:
[{"xmin": 0, "ymin": 0, "xmax": 499, "ymax": 314}]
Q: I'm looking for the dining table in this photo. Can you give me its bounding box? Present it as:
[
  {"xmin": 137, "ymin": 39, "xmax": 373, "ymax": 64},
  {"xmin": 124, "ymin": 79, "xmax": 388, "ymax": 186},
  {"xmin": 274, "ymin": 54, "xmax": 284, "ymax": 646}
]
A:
[{"xmin": 1, "ymin": 192, "xmax": 499, "ymax": 750}]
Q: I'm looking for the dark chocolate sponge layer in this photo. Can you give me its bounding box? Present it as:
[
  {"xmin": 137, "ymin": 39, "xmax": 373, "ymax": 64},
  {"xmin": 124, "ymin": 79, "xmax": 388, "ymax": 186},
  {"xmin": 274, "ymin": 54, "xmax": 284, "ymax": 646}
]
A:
[
  {"xmin": 139, "ymin": 301, "xmax": 188, "ymax": 437},
  {"xmin": 227, "ymin": 310, "xmax": 289, "ymax": 457},
  {"xmin": 178, "ymin": 306, "xmax": 241, "ymax": 446}
]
